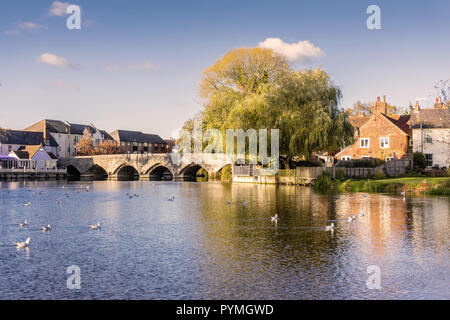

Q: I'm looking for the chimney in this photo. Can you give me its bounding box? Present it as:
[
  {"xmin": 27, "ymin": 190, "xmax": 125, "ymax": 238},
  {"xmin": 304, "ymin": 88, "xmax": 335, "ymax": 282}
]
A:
[{"xmin": 372, "ymin": 95, "xmax": 387, "ymax": 114}]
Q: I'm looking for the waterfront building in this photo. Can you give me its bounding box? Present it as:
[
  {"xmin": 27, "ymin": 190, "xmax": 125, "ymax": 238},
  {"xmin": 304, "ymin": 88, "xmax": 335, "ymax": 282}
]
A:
[
  {"xmin": 24, "ymin": 120, "xmax": 113, "ymax": 158},
  {"xmin": 8, "ymin": 145, "xmax": 58, "ymax": 170},
  {"xmin": 336, "ymin": 96, "xmax": 412, "ymax": 161},
  {"xmin": 410, "ymin": 99, "xmax": 450, "ymax": 168},
  {"xmin": 0, "ymin": 129, "xmax": 59, "ymax": 156},
  {"xmin": 110, "ymin": 130, "xmax": 169, "ymax": 154}
]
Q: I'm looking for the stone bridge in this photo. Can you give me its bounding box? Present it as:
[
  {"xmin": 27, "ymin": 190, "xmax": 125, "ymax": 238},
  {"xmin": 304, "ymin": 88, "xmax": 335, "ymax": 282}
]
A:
[{"xmin": 58, "ymin": 153, "xmax": 233, "ymax": 181}]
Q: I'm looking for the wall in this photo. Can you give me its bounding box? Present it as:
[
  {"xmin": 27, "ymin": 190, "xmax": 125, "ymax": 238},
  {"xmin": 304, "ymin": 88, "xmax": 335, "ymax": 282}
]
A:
[{"xmin": 413, "ymin": 128, "xmax": 450, "ymax": 168}]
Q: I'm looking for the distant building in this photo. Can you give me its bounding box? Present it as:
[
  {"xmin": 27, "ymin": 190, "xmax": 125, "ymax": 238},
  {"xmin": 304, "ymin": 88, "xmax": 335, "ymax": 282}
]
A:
[
  {"xmin": 336, "ymin": 96, "xmax": 412, "ymax": 161},
  {"xmin": 164, "ymin": 139, "xmax": 176, "ymax": 153},
  {"xmin": 0, "ymin": 129, "xmax": 58, "ymax": 156},
  {"xmin": 110, "ymin": 130, "xmax": 169, "ymax": 154},
  {"xmin": 410, "ymin": 99, "xmax": 450, "ymax": 168},
  {"xmin": 9, "ymin": 145, "xmax": 58, "ymax": 170},
  {"xmin": 24, "ymin": 120, "xmax": 113, "ymax": 158}
]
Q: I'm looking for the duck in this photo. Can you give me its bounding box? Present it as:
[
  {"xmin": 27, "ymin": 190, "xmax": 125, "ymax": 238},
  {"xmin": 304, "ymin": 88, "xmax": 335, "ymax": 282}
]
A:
[
  {"xmin": 18, "ymin": 219, "xmax": 29, "ymax": 227},
  {"xmin": 324, "ymin": 223, "xmax": 335, "ymax": 232},
  {"xmin": 89, "ymin": 222, "xmax": 101, "ymax": 230},
  {"xmin": 13, "ymin": 237, "xmax": 30, "ymax": 249},
  {"xmin": 23, "ymin": 202, "xmax": 31, "ymax": 207},
  {"xmin": 41, "ymin": 224, "xmax": 51, "ymax": 232},
  {"xmin": 271, "ymin": 214, "xmax": 279, "ymax": 222}
]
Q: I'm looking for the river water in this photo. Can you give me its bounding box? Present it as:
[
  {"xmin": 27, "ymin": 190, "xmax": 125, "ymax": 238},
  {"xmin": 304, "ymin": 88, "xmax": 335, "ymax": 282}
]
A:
[{"xmin": 0, "ymin": 181, "xmax": 449, "ymax": 300}]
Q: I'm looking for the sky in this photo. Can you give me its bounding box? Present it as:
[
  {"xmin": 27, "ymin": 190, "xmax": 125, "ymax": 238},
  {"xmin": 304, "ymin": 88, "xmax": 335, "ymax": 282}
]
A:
[{"xmin": 0, "ymin": 0, "xmax": 449, "ymax": 138}]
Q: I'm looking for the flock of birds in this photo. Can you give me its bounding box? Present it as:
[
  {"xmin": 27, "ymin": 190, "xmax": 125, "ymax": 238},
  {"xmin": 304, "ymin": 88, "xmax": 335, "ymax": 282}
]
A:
[
  {"xmin": 11, "ymin": 184, "xmax": 178, "ymax": 249},
  {"xmin": 229, "ymin": 199, "xmax": 366, "ymax": 233}
]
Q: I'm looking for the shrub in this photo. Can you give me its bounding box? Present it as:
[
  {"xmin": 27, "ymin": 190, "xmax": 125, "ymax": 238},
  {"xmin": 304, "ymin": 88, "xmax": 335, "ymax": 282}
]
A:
[
  {"xmin": 373, "ymin": 171, "xmax": 386, "ymax": 180},
  {"xmin": 221, "ymin": 165, "xmax": 232, "ymax": 182},
  {"xmin": 314, "ymin": 171, "xmax": 332, "ymax": 191},
  {"xmin": 413, "ymin": 152, "xmax": 426, "ymax": 170},
  {"xmin": 336, "ymin": 168, "xmax": 346, "ymax": 181}
]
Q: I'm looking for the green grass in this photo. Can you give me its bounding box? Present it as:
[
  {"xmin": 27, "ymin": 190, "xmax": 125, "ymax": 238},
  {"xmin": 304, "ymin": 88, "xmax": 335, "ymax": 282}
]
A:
[{"xmin": 317, "ymin": 176, "xmax": 450, "ymax": 195}]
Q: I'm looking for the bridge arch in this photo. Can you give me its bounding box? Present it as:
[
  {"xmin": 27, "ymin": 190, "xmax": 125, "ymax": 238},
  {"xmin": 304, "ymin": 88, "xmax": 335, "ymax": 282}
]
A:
[
  {"xmin": 67, "ymin": 165, "xmax": 81, "ymax": 181},
  {"xmin": 113, "ymin": 163, "xmax": 140, "ymax": 181},
  {"xmin": 179, "ymin": 164, "xmax": 208, "ymax": 182},
  {"xmin": 146, "ymin": 164, "xmax": 174, "ymax": 181},
  {"xmin": 214, "ymin": 164, "xmax": 232, "ymax": 181},
  {"xmin": 86, "ymin": 165, "xmax": 108, "ymax": 180}
]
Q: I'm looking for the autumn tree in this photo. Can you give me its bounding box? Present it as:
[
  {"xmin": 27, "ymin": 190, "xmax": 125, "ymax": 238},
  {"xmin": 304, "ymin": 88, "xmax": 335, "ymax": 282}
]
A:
[
  {"xmin": 97, "ymin": 140, "xmax": 123, "ymax": 155},
  {"xmin": 76, "ymin": 136, "xmax": 95, "ymax": 156},
  {"xmin": 184, "ymin": 47, "xmax": 354, "ymax": 165}
]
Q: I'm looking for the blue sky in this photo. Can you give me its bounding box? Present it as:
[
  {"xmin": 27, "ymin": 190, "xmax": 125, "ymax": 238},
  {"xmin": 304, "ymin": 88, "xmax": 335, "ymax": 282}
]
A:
[{"xmin": 1, "ymin": 0, "xmax": 449, "ymax": 138}]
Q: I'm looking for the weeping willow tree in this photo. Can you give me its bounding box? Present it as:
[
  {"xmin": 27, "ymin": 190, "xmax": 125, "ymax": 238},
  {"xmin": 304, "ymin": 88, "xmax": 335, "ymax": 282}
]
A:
[{"xmin": 184, "ymin": 47, "xmax": 354, "ymax": 167}]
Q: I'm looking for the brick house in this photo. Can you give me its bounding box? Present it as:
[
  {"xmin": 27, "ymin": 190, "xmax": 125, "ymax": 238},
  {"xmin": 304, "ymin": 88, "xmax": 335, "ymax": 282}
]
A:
[{"xmin": 336, "ymin": 96, "xmax": 412, "ymax": 161}]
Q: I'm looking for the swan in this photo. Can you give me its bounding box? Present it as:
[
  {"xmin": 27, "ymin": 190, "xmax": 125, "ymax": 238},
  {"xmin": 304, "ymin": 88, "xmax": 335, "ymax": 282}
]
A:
[
  {"xmin": 24, "ymin": 202, "xmax": 31, "ymax": 207},
  {"xmin": 14, "ymin": 237, "xmax": 30, "ymax": 249},
  {"xmin": 89, "ymin": 222, "xmax": 101, "ymax": 230},
  {"xmin": 168, "ymin": 196, "xmax": 175, "ymax": 201},
  {"xmin": 271, "ymin": 214, "xmax": 279, "ymax": 222},
  {"xmin": 347, "ymin": 215, "xmax": 356, "ymax": 222},
  {"xmin": 18, "ymin": 219, "xmax": 29, "ymax": 227},
  {"xmin": 324, "ymin": 223, "xmax": 335, "ymax": 232},
  {"xmin": 41, "ymin": 224, "xmax": 51, "ymax": 232}
]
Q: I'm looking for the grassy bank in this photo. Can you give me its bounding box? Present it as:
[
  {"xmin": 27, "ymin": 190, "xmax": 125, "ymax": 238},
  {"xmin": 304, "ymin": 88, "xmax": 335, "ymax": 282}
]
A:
[{"xmin": 316, "ymin": 175, "xmax": 450, "ymax": 196}]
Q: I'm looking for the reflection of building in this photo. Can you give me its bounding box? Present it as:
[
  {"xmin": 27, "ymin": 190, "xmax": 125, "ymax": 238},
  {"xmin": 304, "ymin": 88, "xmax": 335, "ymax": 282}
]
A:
[
  {"xmin": 24, "ymin": 120, "xmax": 113, "ymax": 158},
  {"xmin": 110, "ymin": 130, "xmax": 169, "ymax": 154},
  {"xmin": 410, "ymin": 99, "xmax": 450, "ymax": 168},
  {"xmin": 336, "ymin": 96, "xmax": 411, "ymax": 161}
]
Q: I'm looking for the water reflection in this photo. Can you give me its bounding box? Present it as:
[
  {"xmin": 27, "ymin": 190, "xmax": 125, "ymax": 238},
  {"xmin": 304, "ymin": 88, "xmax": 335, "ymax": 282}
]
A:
[{"xmin": 0, "ymin": 181, "xmax": 448, "ymax": 299}]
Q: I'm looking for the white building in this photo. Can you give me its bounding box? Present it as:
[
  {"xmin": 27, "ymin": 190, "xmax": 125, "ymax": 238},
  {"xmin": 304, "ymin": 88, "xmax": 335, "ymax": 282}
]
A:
[
  {"xmin": 24, "ymin": 120, "xmax": 112, "ymax": 158},
  {"xmin": 0, "ymin": 129, "xmax": 58, "ymax": 156},
  {"xmin": 9, "ymin": 145, "xmax": 58, "ymax": 170},
  {"xmin": 410, "ymin": 103, "xmax": 450, "ymax": 168}
]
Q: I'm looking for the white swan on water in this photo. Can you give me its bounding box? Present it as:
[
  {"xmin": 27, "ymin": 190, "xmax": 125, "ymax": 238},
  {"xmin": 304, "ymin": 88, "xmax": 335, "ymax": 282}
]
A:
[
  {"xmin": 14, "ymin": 237, "xmax": 30, "ymax": 248},
  {"xmin": 41, "ymin": 225, "xmax": 51, "ymax": 232},
  {"xmin": 271, "ymin": 214, "xmax": 279, "ymax": 222},
  {"xmin": 18, "ymin": 220, "xmax": 29, "ymax": 227},
  {"xmin": 324, "ymin": 223, "xmax": 335, "ymax": 232},
  {"xmin": 24, "ymin": 202, "xmax": 31, "ymax": 207}
]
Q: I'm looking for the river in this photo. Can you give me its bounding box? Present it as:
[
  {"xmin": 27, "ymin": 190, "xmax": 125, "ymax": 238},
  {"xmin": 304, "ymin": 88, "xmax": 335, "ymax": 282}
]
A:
[{"xmin": 0, "ymin": 181, "xmax": 449, "ymax": 299}]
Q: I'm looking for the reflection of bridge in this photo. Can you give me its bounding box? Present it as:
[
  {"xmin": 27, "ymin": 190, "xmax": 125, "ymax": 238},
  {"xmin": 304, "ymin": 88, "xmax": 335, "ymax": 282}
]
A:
[{"xmin": 58, "ymin": 153, "xmax": 232, "ymax": 181}]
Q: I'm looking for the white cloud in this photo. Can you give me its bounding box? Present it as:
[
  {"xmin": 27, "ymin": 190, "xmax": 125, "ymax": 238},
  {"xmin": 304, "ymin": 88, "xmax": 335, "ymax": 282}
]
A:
[
  {"xmin": 49, "ymin": 1, "xmax": 71, "ymax": 16},
  {"xmin": 47, "ymin": 80, "xmax": 80, "ymax": 90},
  {"xmin": 4, "ymin": 29, "xmax": 21, "ymax": 36},
  {"xmin": 105, "ymin": 61, "xmax": 157, "ymax": 72},
  {"xmin": 19, "ymin": 21, "xmax": 46, "ymax": 30},
  {"xmin": 258, "ymin": 38, "xmax": 325, "ymax": 64},
  {"xmin": 37, "ymin": 53, "xmax": 76, "ymax": 69}
]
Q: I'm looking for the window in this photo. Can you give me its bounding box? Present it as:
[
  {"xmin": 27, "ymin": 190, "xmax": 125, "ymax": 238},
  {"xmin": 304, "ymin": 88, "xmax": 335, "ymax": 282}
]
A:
[
  {"xmin": 342, "ymin": 156, "xmax": 351, "ymax": 161},
  {"xmin": 425, "ymin": 154, "xmax": 433, "ymax": 167},
  {"xmin": 8, "ymin": 145, "xmax": 12, "ymax": 152},
  {"xmin": 361, "ymin": 156, "xmax": 372, "ymax": 159},
  {"xmin": 380, "ymin": 137, "xmax": 389, "ymax": 148},
  {"xmin": 360, "ymin": 138, "xmax": 369, "ymax": 148},
  {"xmin": 386, "ymin": 157, "xmax": 394, "ymax": 161},
  {"xmin": 424, "ymin": 134, "xmax": 432, "ymax": 144}
]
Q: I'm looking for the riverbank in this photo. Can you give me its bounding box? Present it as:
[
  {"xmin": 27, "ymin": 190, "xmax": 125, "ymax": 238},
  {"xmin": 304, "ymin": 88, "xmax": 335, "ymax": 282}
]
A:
[{"xmin": 317, "ymin": 176, "xmax": 450, "ymax": 196}]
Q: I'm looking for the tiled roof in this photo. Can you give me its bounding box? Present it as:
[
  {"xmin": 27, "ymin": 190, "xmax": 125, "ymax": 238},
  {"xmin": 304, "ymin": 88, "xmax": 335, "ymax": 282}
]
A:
[
  {"xmin": 349, "ymin": 116, "xmax": 370, "ymax": 129},
  {"xmin": 11, "ymin": 150, "xmax": 30, "ymax": 160},
  {"xmin": 0, "ymin": 129, "xmax": 45, "ymax": 145},
  {"xmin": 383, "ymin": 114, "xmax": 411, "ymax": 135},
  {"xmin": 110, "ymin": 130, "xmax": 167, "ymax": 144},
  {"xmin": 410, "ymin": 108, "xmax": 450, "ymax": 128}
]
